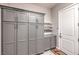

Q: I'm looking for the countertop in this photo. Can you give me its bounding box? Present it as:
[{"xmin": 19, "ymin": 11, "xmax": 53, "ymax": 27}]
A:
[{"xmin": 44, "ymin": 32, "xmax": 56, "ymax": 37}]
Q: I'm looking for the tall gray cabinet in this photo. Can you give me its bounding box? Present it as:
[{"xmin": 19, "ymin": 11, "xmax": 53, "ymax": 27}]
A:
[
  {"xmin": 36, "ymin": 14, "xmax": 44, "ymax": 54},
  {"xmin": 2, "ymin": 7, "xmax": 44, "ymax": 55},
  {"xmin": 2, "ymin": 8, "xmax": 29, "ymax": 55},
  {"xmin": 16, "ymin": 11, "xmax": 29, "ymax": 55},
  {"xmin": 29, "ymin": 12, "xmax": 37, "ymax": 55},
  {"xmin": 28, "ymin": 12, "xmax": 44, "ymax": 55}
]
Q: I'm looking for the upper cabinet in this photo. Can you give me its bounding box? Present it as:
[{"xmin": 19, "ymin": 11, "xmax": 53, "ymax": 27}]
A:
[
  {"xmin": 29, "ymin": 12, "xmax": 44, "ymax": 23},
  {"xmin": 2, "ymin": 8, "xmax": 44, "ymax": 23},
  {"xmin": 2, "ymin": 8, "xmax": 28, "ymax": 22},
  {"xmin": 29, "ymin": 12, "xmax": 37, "ymax": 23},
  {"xmin": 2, "ymin": 8, "xmax": 17, "ymax": 22},
  {"xmin": 36, "ymin": 14, "xmax": 44, "ymax": 23},
  {"xmin": 17, "ymin": 10, "xmax": 28, "ymax": 22}
]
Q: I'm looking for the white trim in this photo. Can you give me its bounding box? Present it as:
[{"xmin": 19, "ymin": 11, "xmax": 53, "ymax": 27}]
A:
[{"xmin": 0, "ymin": 8, "xmax": 1, "ymax": 55}]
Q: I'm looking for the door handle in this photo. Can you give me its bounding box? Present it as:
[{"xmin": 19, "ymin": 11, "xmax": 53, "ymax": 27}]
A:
[
  {"xmin": 78, "ymin": 38, "xmax": 79, "ymax": 41},
  {"xmin": 60, "ymin": 33, "xmax": 62, "ymax": 38}
]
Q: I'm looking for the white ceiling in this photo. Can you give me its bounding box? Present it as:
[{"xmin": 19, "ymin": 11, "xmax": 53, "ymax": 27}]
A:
[{"xmin": 32, "ymin": 3, "xmax": 57, "ymax": 9}]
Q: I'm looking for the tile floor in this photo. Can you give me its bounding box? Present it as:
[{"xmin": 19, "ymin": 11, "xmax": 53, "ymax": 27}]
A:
[{"xmin": 41, "ymin": 50, "xmax": 55, "ymax": 55}]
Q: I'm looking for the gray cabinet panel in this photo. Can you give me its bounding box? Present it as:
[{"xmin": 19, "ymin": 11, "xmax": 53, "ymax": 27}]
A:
[
  {"xmin": 29, "ymin": 40, "xmax": 37, "ymax": 55},
  {"xmin": 3, "ymin": 43, "xmax": 16, "ymax": 55},
  {"xmin": 29, "ymin": 23, "xmax": 36, "ymax": 40},
  {"xmin": 36, "ymin": 24, "xmax": 44, "ymax": 53},
  {"xmin": 3, "ymin": 9, "xmax": 17, "ymax": 22},
  {"xmin": 17, "ymin": 23, "xmax": 28, "ymax": 41},
  {"xmin": 17, "ymin": 23, "xmax": 28, "ymax": 55},
  {"xmin": 3, "ymin": 22, "xmax": 16, "ymax": 43},
  {"xmin": 29, "ymin": 12, "xmax": 36, "ymax": 23},
  {"xmin": 17, "ymin": 11, "xmax": 28, "ymax": 22},
  {"xmin": 44, "ymin": 37, "xmax": 50, "ymax": 50},
  {"xmin": 36, "ymin": 39, "xmax": 44, "ymax": 53},
  {"xmin": 29, "ymin": 23, "xmax": 37, "ymax": 55},
  {"xmin": 50, "ymin": 36, "xmax": 56, "ymax": 48},
  {"xmin": 37, "ymin": 24, "xmax": 44, "ymax": 39},
  {"xmin": 36, "ymin": 14, "xmax": 44, "ymax": 23},
  {"xmin": 2, "ymin": 22, "xmax": 16, "ymax": 55},
  {"xmin": 17, "ymin": 41, "xmax": 28, "ymax": 55},
  {"xmin": 50, "ymin": 42, "xmax": 56, "ymax": 48}
]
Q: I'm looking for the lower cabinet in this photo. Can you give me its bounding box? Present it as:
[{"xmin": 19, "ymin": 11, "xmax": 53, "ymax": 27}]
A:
[
  {"xmin": 44, "ymin": 35, "xmax": 56, "ymax": 51},
  {"xmin": 44, "ymin": 37, "xmax": 50, "ymax": 50},
  {"xmin": 17, "ymin": 41, "xmax": 28, "ymax": 55},
  {"xmin": 2, "ymin": 22, "xmax": 16, "ymax": 55},
  {"xmin": 36, "ymin": 39, "xmax": 44, "ymax": 54},
  {"xmin": 3, "ymin": 43, "xmax": 16, "ymax": 55},
  {"xmin": 29, "ymin": 40, "xmax": 37, "ymax": 55},
  {"xmin": 50, "ymin": 36, "xmax": 56, "ymax": 48}
]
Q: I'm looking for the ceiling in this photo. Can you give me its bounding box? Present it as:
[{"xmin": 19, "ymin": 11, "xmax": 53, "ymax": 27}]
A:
[{"xmin": 32, "ymin": 3, "xmax": 57, "ymax": 9}]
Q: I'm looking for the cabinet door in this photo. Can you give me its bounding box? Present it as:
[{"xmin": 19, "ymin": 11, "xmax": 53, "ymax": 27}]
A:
[
  {"xmin": 17, "ymin": 23, "xmax": 28, "ymax": 55},
  {"xmin": 29, "ymin": 12, "xmax": 36, "ymax": 23},
  {"xmin": 29, "ymin": 23, "xmax": 37, "ymax": 55},
  {"xmin": 29, "ymin": 40, "xmax": 37, "ymax": 55},
  {"xmin": 50, "ymin": 36, "xmax": 56, "ymax": 48},
  {"xmin": 2, "ymin": 8, "xmax": 17, "ymax": 22},
  {"xmin": 44, "ymin": 37, "xmax": 50, "ymax": 50},
  {"xmin": 2, "ymin": 22, "xmax": 16, "ymax": 55},
  {"xmin": 36, "ymin": 14, "xmax": 44, "ymax": 23},
  {"xmin": 36, "ymin": 39, "xmax": 44, "ymax": 54},
  {"xmin": 37, "ymin": 24, "xmax": 44, "ymax": 53},
  {"xmin": 17, "ymin": 11, "xmax": 28, "ymax": 22},
  {"xmin": 37, "ymin": 24, "xmax": 44, "ymax": 39}
]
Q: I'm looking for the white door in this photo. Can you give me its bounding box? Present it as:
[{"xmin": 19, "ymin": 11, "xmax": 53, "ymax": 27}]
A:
[{"xmin": 58, "ymin": 4, "xmax": 78, "ymax": 55}]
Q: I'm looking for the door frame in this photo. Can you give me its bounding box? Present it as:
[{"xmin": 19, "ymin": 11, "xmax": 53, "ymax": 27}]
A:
[{"xmin": 58, "ymin": 4, "xmax": 79, "ymax": 54}]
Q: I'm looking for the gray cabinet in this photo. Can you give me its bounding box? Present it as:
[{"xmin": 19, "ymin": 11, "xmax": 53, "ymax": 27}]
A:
[
  {"xmin": 29, "ymin": 40, "xmax": 37, "ymax": 55},
  {"xmin": 36, "ymin": 39, "xmax": 44, "ymax": 54},
  {"xmin": 2, "ymin": 8, "xmax": 44, "ymax": 55},
  {"xmin": 36, "ymin": 14, "xmax": 44, "ymax": 23},
  {"xmin": 50, "ymin": 36, "xmax": 56, "ymax": 48},
  {"xmin": 37, "ymin": 24, "xmax": 44, "ymax": 39},
  {"xmin": 17, "ymin": 23, "xmax": 28, "ymax": 55},
  {"xmin": 2, "ymin": 22, "xmax": 16, "ymax": 55},
  {"xmin": 29, "ymin": 23, "xmax": 37, "ymax": 55},
  {"xmin": 44, "ymin": 37, "xmax": 50, "ymax": 50},
  {"xmin": 44, "ymin": 35, "xmax": 56, "ymax": 51},
  {"xmin": 36, "ymin": 24, "xmax": 44, "ymax": 53},
  {"xmin": 17, "ymin": 11, "xmax": 28, "ymax": 22},
  {"xmin": 29, "ymin": 12, "xmax": 36, "ymax": 23},
  {"xmin": 2, "ymin": 8, "xmax": 17, "ymax": 22}
]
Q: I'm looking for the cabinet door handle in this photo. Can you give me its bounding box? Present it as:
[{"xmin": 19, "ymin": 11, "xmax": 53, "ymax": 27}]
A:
[
  {"xmin": 36, "ymin": 19, "xmax": 38, "ymax": 23},
  {"xmin": 36, "ymin": 25, "xmax": 38, "ymax": 29},
  {"xmin": 14, "ymin": 23, "xmax": 18, "ymax": 29}
]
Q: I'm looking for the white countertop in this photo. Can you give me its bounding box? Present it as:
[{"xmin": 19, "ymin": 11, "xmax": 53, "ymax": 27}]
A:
[{"xmin": 44, "ymin": 32, "xmax": 56, "ymax": 37}]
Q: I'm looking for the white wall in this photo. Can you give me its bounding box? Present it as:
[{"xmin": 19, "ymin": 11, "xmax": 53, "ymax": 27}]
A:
[
  {"xmin": 51, "ymin": 3, "xmax": 72, "ymax": 48},
  {"xmin": 0, "ymin": 3, "xmax": 52, "ymax": 23}
]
